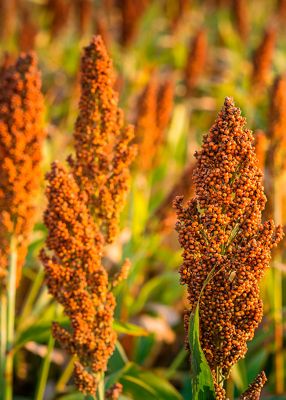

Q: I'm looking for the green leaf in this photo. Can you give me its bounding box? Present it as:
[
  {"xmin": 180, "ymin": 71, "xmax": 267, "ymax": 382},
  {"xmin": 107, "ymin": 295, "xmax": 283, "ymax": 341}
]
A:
[
  {"xmin": 120, "ymin": 364, "xmax": 183, "ymax": 400},
  {"xmin": 57, "ymin": 394, "xmax": 85, "ymax": 400},
  {"xmin": 114, "ymin": 321, "xmax": 148, "ymax": 337},
  {"xmin": 189, "ymin": 304, "xmax": 216, "ymax": 400}
]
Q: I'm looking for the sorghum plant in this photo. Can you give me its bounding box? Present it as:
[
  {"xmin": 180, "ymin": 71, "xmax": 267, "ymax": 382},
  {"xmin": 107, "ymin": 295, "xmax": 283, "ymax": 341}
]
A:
[
  {"xmin": 232, "ymin": 0, "xmax": 249, "ymax": 41},
  {"xmin": 118, "ymin": 0, "xmax": 150, "ymax": 47},
  {"xmin": 264, "ymin": 74, "xmax": 286, "ymax": 394},
  {"xmin": 135, "ymin": 75, "xmax": 174, "ymax": 172},
  {"xmin": 252, "ymin": 27, "xmax": 276, "ymax": 89},
  {"xmin": 0, "ymin": 53, "xmax": 45, "ymax": 286},
  {"xmin": 239, "ymin": 372, "xmax": 267, "ymax": 400},
  {"xmin": 185, "ymin": 29, "xmax": 207, "ymax": 94},
  {"xmin": 68, "ymin": 35, "xmax": 136, "ymax": 244},
  {"xmin": 0, "ymin": 52, "xmax": 45, "ymax": 399},
  {"xmin": 41, "ymin": 35, "xmax": 135, "ymax": 395},
  {"xmin": 46, "ymin": 0, "xmax": 71, "ymax": 38},
  {"xmin": 174, "ymin": 97, "xmax": 283, "ymax": 399},
  {"xmin": 264, "ymin": 75, "xmax": 286, "ymax": 220},
  {"xmin": 254, "ymin": 130, "xmax": 267, "ymax": 171}
]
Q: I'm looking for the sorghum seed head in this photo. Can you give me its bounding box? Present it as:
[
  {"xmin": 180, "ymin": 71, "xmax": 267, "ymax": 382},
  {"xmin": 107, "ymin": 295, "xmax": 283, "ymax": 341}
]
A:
[
  {"xmin": 252, "ymin": 27, "xmax": 276, "ymax": 89},
  {"xmin": 240, "ymin": 371, "xmax": 267, "ymax": 400},
  {"xmin": 185, "ymin": 29, "xmax": 207, "ymax": 94},
  {"xmin": 174, "ymin": 98, "xmax": 283, "ymax": 387},
  {"xmin": 0, "ymin": 52, "xmax": 45, "ymax": 286},
  {"xmin": 69, "ymin": 35, "xmax": 136, "ymax": 244}
]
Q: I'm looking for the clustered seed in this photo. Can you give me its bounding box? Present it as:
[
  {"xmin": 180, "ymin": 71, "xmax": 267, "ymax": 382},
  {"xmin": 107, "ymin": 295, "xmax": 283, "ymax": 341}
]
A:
[
  {"xmin": 174, "ymin": 97, "xmax": 283, "ymax": 398},
  {"xmin": 135, "ymin": 75, "xmax": 174, "ymax": 172},
  {"xmin": 240, "ymin": 372, "xmax": 267, "ymax": 400},
  {"xmin": 68, "ymin": 35, "xmax": 136, "ymax": 244},
  {"xmin": 41, "ymin": 162, "xmax": 116, "ymax": 395},
  {"xmin": 0, "ymin": 53, "xmax": 45, "ymax": 286},
  {"xmin": 106, "ymin": 383, "xmax": 123, "ymax": 399}
]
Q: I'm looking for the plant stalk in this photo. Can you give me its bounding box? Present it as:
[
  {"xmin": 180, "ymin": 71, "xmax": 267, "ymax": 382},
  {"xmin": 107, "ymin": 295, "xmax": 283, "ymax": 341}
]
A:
[
  {"xmin": 97, "ymin": 372, "xmax": 105, "ymax": 400},
  {"xmin": 35, "ymin": 332, "xmax": 55, "ymax": 400},
  {"xmin": 55, "ymin": 355, "xmax": 76, "ymax": 393},
  {"xmin": 0, "ymin": 292, "xmax": 7, "ymax": 399},
  {"xmin": 5, "ymin": 236, "xmax": 17, "ymax": 400}
]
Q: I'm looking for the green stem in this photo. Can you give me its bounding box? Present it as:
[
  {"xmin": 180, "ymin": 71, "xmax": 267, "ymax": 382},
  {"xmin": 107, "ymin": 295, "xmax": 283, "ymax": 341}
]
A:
[
  {"xmin": 35, "ymin": 332, "xmax": 55, "ymax": 400},
  {"xmin": 55, "ymin": 356, "xmax": 76, "ymax": 392},
  {"xmin": 5, "ymin": 236, "xmax": 17, "ymax": 400},
  {"xmin": 164, "ymin": 348, "xmax": 187, "ymax": 379},
  {"xmin": 0, "ymin": 293, "xmax": 7, "ymax": 399},
  {"xmin": 17, "ymin": 268, "xmax": 44, "ymax": 333},
  {"xmin": 97, "ymin": 372, "xmax": 105, "ymax": 400}
]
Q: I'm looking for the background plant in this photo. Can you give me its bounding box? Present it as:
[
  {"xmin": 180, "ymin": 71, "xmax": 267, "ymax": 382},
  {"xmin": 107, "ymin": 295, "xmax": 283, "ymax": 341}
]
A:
[{"xmin": 0, "ymin": 1, "xmax": 286, "ymax": 399}]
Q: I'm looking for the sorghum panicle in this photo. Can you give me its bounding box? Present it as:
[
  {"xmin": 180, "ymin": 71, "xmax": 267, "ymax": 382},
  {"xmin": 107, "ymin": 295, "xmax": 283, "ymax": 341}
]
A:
[
  {"xmin": 264, "ymin": 75, "xmax": 286, "ymax": 219},
  {"xmin": 254, "ymin": 130, "xmax": 267, "ymax": 171},
  {"xmin": 106, "ymin": 383, "xmax": 123, "ymax": 399},
  {"xmin": 240, "ymin": 372, "xmax": 267, "ymax": 400},
  {"xmin": 232, "ymin": 0, "xmax": 249, "ymax": 41},
  {"xmin": 0, "ymin": 53, "xmax": 45, "ymax": 285},
  {"xmin": 46, "ymin": 0, "xmax": 71, "ymax": 38},
  {"xmin": 157, "ymin": 76, "xmax": 174, "ymax": 133},
  {"xmin": 185, "ymin": 29, "xmax": 207, "ymax": 94},
  {"xmin": 74, "ymin": 0, "xmax": 92, "ymax": 36},
  {"xmin": 135, "ymin": 75, "xmax": 174, "ymax": 172},
  {"xmin": 118, "ymin": 0, "xmax": 149, "ymax": 47},
  {"xmin": 68, "ymin": 36, "xmax": 136, "ymax": 244},
  {"xmin": 269, "ymin": 75, "xmax": 286, "ymax": 143},
  {"xmin": 18, "ymin": 8, "xmax": 38, "ymax": 52},
  {"xmin": 174, "ymin": 98, "xmax": 283, "ymax": 397},
  {"xmin": 40, "ymin": 162, "xmax": 116, "ymax": 394},
  {"xmin": 164, "ymin": 0, "xmax": 190, "ymax": 32},
  {"xmin": 252, "ymin": 27, "xmax": 276, "ymax": 89},
  {"xmin": 277, "ymin": 0, "xmax": 286, "ymax": 20}
]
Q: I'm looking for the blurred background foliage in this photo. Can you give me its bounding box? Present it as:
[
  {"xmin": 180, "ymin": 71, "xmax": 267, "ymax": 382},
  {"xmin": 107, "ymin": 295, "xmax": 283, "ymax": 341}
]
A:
[{"xmin": 1, "ymin": 0, "xmax": 286, "ymax": 398}]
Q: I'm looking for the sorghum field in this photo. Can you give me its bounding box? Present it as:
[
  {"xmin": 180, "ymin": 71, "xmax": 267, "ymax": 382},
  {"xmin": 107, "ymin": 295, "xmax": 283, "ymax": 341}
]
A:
[{"xmin": 0, "ymin": 1, "xmax": 286, "ymax": 399}]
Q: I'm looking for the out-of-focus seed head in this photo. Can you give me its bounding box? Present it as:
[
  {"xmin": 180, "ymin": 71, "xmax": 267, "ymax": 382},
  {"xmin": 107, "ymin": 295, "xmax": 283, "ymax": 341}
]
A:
[
  {"xmin": 254, "ymin": 130, "xmax": 268, "ymax": 171},
  {"xmin": 0, "ymin": 52, "xmax": 45, "ymax": 286},
  {"xmin": 252, "ymin": 27, "xmax": 276, "ymax": 89},
  {"xmin": 118, "ymin": 0, "xmax": 149, "ymax": 47},
  {"xmin": 232, "ymin": 0, "xmax": 249, "ymax": 41},
  {"xmin": 74, "ymin": 0, "xmax": 93, "ymax": 36},
  {"xmin": 269, "ymin": 75, "xmax": 286, "ymax": 142},
  {"xmin": 46, "ymin": 0, "xmax": 71, "ymax": 38},
  {"xmin": 135, "ymin": 74, "xmax": 174, "ymax": 172},
  {"xmin": 185, "ymin": 29, "xmax": 207, "ymax": 94}
]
